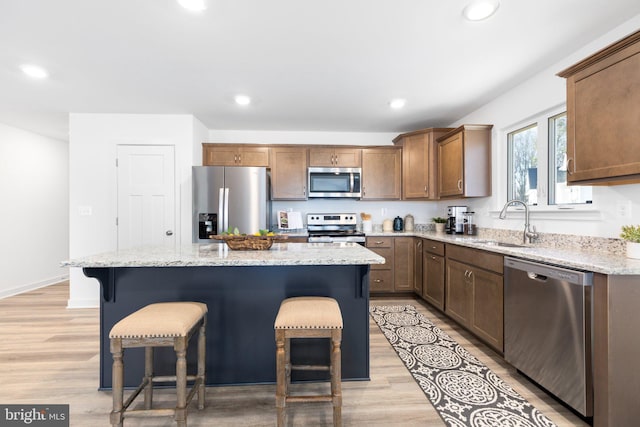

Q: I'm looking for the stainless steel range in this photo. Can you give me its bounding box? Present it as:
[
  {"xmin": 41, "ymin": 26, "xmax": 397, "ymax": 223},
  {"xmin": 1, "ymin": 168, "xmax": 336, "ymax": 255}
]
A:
[{"xmin": 306, "ymin": 213, "xmax": 366, "ymax": 244}]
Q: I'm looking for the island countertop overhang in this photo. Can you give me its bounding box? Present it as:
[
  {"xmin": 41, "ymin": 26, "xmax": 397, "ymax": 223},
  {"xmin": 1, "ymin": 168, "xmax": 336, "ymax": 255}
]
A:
[{"xmin": 62, "ymin": 242, "xmax": 386, "ymax": 268}]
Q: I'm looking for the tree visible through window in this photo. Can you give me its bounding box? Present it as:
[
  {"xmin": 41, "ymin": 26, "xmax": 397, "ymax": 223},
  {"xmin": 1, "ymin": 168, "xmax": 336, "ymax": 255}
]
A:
[
  {"xmin": 507, "ymin": 110, "xmax": 592, "ymax": 208},
  {"xmin": 508, "ymin": 124, "xmax": 538, "ymax": 205},
  {"xmin": 548, "ymin": 112, "xmax": 592, "ymax": 204}
]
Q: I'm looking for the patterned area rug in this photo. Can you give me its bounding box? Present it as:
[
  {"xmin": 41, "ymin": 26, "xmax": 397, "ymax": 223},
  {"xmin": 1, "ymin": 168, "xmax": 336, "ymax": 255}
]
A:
[{"xmin": 370, "ymin": 305, "xmax": 558, "ymax": 427}]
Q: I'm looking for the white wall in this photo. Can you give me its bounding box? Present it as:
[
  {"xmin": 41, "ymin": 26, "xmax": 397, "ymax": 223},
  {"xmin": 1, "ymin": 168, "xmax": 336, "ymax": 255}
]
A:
[
  {"xmin": 68, "ymin": 114, "xmax": 204, "ymax": 307},
  {"xmin": 207, "ymin": 130, "xmax": 397, "ymax": 147},
  {"xmin": 0, "ymin": 123, "xmax": 69, "ymax": 298},
  {"xmin": 448, "ymin": 15, "xmax": 640, "ymax": 239}
]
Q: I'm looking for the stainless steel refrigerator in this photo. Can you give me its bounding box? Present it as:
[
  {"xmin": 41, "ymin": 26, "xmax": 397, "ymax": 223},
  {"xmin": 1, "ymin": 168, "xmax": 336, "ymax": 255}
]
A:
[{"xmin": 192, "ymin": 166, "xmax": 271, "ymax": 243}]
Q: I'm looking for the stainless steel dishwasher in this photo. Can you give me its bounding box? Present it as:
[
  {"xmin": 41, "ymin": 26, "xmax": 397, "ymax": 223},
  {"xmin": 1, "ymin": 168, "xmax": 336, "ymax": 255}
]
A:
[{"xmin": 504, "ymin": 257, "xmax": 593, "ymax": 417}]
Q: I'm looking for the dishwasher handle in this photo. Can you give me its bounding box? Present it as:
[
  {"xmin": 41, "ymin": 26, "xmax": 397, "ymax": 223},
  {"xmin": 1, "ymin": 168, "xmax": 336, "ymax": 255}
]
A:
[{"xmin": 527, "ymin": 271, "xmax": 548, "ymax": 282}]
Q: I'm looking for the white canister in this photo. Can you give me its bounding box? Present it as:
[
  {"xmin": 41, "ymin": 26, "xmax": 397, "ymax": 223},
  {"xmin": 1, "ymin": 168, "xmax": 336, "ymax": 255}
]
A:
[
  {"xmin": 362, "ymin": 220, "xmax": 372, "ymax": 233},
  {"xmin": 382, "ymin": 219, "xmax": 393, "ymax": 232},
  {"xmin": 404, "ymin": 214, "xmax": 414, "ymax": 232}
]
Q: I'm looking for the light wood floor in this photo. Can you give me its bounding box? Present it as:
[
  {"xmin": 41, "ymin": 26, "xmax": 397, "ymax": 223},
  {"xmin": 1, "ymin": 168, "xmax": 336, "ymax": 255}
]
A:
[{"xmin": 0, "ymin": 282, "xmax": 589, "ymax": 426}]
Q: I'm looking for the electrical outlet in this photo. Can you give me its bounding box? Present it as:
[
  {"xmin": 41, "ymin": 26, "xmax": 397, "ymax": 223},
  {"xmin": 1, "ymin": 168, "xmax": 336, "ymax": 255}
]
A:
[
  {"xmin": 617, "ymin": 200, "xmax": 632, "ymax": 219},
  {"xmin": 79, "ymin": 206, "xmax": 93, "ymax": 216}
]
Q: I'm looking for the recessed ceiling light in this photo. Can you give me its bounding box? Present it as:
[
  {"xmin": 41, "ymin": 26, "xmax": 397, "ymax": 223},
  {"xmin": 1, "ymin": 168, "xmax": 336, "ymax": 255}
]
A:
[
  {"xmin": 234, "ymin": 95, "xmax": 251, "ymax": 106},
  {"xmin": 177, "ymin": 0, "xmax": 207, "ymax": 12},
  {"xmin": 463, "ymin": 0, "xmax": 500, "ymax": 21},
  {"xmin": 389, "ymin": 99, "xmax": 406, "ymax": 109},
  {"xmin": 20, "ymin": 64, "xmax": 49, "ymax": 79}
]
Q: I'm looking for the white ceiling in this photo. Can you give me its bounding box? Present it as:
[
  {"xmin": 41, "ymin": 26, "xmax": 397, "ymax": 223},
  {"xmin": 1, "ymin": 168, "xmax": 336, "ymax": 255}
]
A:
[{"xmin": 1, "ymin": 0, "xmax": 639, "ymax": 141}]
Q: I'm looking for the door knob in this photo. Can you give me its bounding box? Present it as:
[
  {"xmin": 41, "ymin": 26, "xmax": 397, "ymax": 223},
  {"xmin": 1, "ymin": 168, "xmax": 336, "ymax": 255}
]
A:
[{"xmin": 166, "ymin": 230, "xmax": 173, "ymax": 236}]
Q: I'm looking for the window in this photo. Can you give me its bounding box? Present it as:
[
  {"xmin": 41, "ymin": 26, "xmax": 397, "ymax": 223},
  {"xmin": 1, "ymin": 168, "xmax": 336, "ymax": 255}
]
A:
[
  {"xmin": 507, "ymin": 109, "xmax": 591, "ymax": 208},
  {"xmin": 507, "ymin": 124, "xmax": 538, "ymax": 205},
  {"xmin": 548, "ymin": 112, "xmax": 592, "ymax": 204}
]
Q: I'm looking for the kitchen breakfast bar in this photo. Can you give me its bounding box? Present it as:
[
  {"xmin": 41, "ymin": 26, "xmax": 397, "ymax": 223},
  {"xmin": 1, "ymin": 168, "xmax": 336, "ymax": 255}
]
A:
[{"xmin": 64, "ymin": 242, "xmax": 385, "ymax": 389}]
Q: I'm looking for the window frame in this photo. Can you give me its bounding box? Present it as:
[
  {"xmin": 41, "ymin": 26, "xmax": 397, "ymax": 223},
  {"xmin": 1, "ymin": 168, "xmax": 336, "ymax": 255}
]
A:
[{"xmin": 501, "ymin": 104, "xmax": 596, "ymax": 216}]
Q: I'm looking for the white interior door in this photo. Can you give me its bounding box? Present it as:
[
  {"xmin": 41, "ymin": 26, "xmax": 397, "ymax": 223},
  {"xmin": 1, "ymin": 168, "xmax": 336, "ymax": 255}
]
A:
[{"xmin": 117, "ymin": 145, "xmax": 176, "ymax": 250}]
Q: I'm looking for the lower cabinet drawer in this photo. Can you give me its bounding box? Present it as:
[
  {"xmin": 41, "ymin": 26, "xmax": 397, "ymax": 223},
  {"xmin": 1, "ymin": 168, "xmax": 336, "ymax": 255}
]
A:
[{"xmin": 370, "ymin": 270, "xmax": 394, "ymax": 292}]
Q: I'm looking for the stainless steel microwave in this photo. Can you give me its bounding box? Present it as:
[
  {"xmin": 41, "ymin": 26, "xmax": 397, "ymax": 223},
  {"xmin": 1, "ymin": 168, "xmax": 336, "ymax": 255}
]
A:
[{"xmin": 308, "ymin": 167, "xmax": 362, "ymax": 198}]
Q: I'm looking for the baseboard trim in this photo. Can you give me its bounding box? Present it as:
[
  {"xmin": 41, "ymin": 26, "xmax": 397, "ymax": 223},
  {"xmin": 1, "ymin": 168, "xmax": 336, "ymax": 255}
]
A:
[
  {"xmin": 0, "ymin": 275, "xmax": 69, "ymax": 300},
  {"xmin": 66, "ymin": 298, "xmax": 99, "ymax": 309}
]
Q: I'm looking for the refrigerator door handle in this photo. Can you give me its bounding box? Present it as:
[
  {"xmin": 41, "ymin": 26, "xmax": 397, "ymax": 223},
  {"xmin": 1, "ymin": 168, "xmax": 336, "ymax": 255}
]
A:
[
  {"xmin": 223, "ymin": 187, "xmax": 230, "ymax": 231},
  {"xmin": 218, "ymin": 187, "xmax": 224, "ymax": 233}
]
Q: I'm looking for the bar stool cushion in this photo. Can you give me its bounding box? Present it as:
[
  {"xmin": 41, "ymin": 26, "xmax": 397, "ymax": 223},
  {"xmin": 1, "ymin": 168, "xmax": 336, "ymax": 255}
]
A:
[
  {"xmin": 109, "ymin": 302, "xmax": 208, "ymax": 339},
  {"xmin": 274, "ymin": 297, "xmax": 343, "ymax": 330}
]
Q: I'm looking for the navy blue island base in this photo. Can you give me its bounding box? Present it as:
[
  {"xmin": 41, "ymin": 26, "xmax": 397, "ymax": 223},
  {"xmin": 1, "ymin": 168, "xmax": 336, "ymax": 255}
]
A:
[{"xmin": 84, "ymin": 264, "xmax": 371, "ymax": 389}]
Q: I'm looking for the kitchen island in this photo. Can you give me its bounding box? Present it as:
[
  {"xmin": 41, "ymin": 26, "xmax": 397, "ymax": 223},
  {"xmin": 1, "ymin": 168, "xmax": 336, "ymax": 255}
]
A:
[{"xmin": 63, "ymin": 242, "xmax": 385, "ymax": 389}]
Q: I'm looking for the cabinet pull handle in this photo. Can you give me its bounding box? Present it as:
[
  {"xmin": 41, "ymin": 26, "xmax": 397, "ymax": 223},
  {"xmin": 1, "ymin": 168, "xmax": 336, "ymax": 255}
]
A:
[
  {"xmin": 566, "ymin": 157, "xmax": 573, "ymax": 175},
  {"xmin": 431, "ymin": 256, "xmax": 437, "ymax": 260},
  {"xmin": 238, "ymin": 154, "xmax": 241, "ymax": 164},
  {"xmin": 303, "ymin": 185, "xmax": 306, "ymax": 196},
  {"xmin": 373, "ymin": 279, "xmax": 383, "ymax": 283},
  {"xmin": 375, "ymin": 241, "xmax": 384, "ymax": 245},
  {"xmin": 457, "ymin": 179, "xmax": 463, "ymax": 191}
]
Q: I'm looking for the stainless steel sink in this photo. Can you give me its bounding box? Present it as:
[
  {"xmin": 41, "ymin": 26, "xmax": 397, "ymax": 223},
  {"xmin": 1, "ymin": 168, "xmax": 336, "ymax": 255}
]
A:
[
  {"xmin": 484, "ymin": 241, "xmax": 528, "ymax": 248},
  {"xmin": 454, "ymin": 238, "xmax": 530, "ymax": 248}
]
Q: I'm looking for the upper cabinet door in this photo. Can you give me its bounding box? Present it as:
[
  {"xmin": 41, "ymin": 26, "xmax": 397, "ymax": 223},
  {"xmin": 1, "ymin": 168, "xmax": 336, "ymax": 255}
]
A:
[
  {"xmin": 394, "ymin": 128, "xmax": 453, "ymax": 200},
  {"xmin": 438, "ymin": 131, "xmax": 464, "ymax": 198},
  {"xmin": 308, "ymin": 147, "xmax": 361, "ymax": 167},
  {"xmin": 202, "ymin": 144, "xmax": 270, "ymax": 167},
  {"xmin": 270, "ymin": 146, "xmax": 308, "ymax": 200},
  {"xmin": 558, "ymin": 30, "xmax": 640, "ymax": 185},
  {"xmin": 361, "ymin": 147, "xmax": 401, "ymax": 200},
  {"xmin": 437, "ymin": 125, "xmax": 492, "ymax": 198}
]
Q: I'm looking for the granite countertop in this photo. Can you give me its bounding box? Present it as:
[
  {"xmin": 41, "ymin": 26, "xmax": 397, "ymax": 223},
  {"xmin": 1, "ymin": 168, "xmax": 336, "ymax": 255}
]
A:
[
  {"xmin": 366, "ymin": 230, "xmax": 640, "ymax": 275},
  {"xmin": 62, "ymin": 242, "xmax": 385, "ymax": 268}
]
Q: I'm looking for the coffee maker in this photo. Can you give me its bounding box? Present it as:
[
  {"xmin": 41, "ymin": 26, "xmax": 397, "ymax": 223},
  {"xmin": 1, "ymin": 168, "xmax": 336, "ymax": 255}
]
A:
[{"xmin": 446, "ymin": 206, "xmax": 468, "ymax": 234}]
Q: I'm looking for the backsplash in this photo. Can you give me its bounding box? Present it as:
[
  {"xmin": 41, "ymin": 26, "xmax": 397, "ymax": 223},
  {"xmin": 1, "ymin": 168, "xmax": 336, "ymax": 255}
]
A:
[{"xmin": 412, "ymin": 224, "xmax": 626, "ymax": 256}]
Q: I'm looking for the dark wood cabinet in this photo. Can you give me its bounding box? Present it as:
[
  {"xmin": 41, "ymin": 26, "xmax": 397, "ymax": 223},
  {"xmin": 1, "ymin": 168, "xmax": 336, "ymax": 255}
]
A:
[
  {"xmin": 437, "ymin": 125, "xmax": 492, "ymax": 198},
  {"xmin": 270, "ymin": 146, "xmax": 308, "ymax": 200},
  {"xmin": 393, "ymin": 128, "xmax": 452, "ymax": 200},
  {"xmin": 558, "ymin": 30, "xmax": 640, "ymax": 185},
  {"xmin": 413, "ymin": 239, "xmax": 423, "ymax": 295},
  {"xmin": 308, "ymin": 147, "xmax": 361, "ymax": 167},
  {"xmin": 422, "ymin": 239, "xmax": 446, "ymax": 311},
  {"xmin": 361, "ymin": 147, "xmax": 402, "ymax": 200},
  {"xmin": 393, "ymin": 237, "xmax": 414, "ymax": 292},
  {"xmin": 367, "ymin": 236, "xmax": 416, "ymax": 294},
  {"xmin": 445, "ymin": 244, "xmax": 504, "ymax": 352},
  {"xmin": 366, "ymin": 237, "xmax": 394, "ymax": 293},
  {"xmin": 202, "ymin": 144, "xmax": 270, "ymax": 167}
]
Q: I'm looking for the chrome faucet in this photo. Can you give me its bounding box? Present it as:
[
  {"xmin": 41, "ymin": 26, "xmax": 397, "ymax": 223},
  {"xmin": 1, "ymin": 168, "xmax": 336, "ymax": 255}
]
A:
[{"xmin": 499, "ymin": 199, "xmax": 539, "ymax": 244}]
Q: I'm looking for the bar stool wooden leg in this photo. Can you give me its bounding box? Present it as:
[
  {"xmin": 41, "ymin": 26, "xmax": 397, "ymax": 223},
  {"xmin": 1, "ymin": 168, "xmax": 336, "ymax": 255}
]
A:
[
  {"xmin": 331, "ymin": 330, "xmax": 342, "ymax": 427},
  {"xmin": 175, "ymin": 337, "xmax": 188, "ymax": 427},
  {"xmin": 110, "ymin": 338, "xmax": 124, "ymax": 427},
  {"xmin": 197, "ymin": 322, "xmax": 206, "ymax": 410},
  {"xmin": 144, "ymin": 346, "xmax": 153, "ymax": 410},
  {"xmin": 275, "ymin": 329, "xmax": 286, "ymax": 427}
]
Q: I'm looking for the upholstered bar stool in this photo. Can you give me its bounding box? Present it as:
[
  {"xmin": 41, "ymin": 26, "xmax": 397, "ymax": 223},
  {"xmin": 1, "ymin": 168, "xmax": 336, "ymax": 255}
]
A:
[
  {"xmin": 274, "ymin": 296, "xmax": 343, "ymax": 427},
  {"xmin": 109, "ymin": 302, "xmax": 207, "ymax": 427}
]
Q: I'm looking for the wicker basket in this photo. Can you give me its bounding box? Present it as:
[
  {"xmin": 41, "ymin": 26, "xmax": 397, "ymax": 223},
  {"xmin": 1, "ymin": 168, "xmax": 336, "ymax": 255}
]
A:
[{"xmin": 210, "ymin": 234, "xmax": 288, "ymax": 250}]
